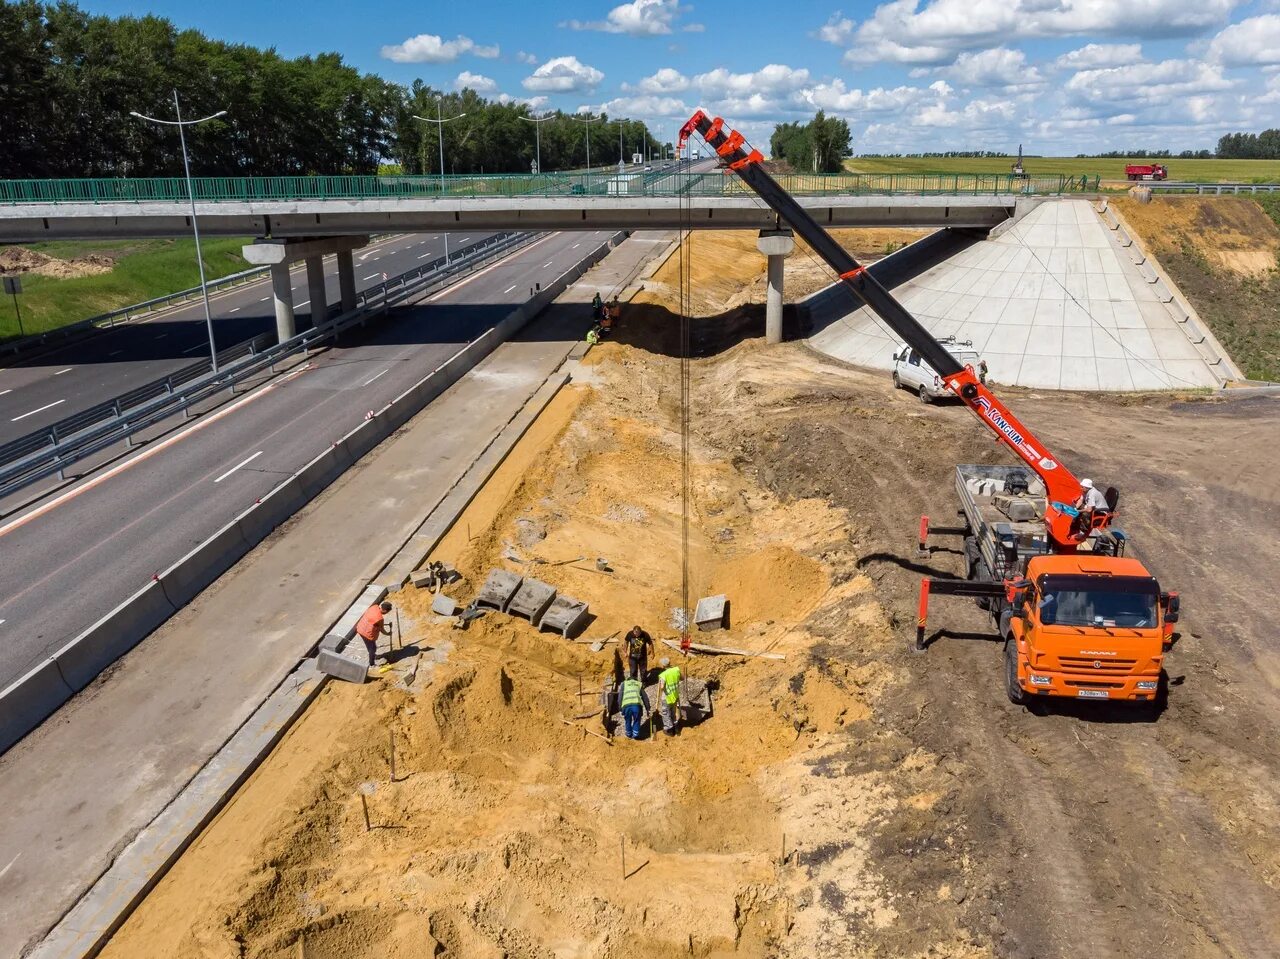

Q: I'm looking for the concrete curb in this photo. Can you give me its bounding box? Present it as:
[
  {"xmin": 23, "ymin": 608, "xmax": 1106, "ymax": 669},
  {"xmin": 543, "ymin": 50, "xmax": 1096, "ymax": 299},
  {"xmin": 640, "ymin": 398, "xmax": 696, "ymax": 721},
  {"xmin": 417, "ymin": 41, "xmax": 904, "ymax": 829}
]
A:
[
  {"xmin": 24, "ymin": 230, "xmax": 661, "ymax": 959},
  {"xmin": 0, "ymin": 231, "xmax": 626, "ymax": 758}
]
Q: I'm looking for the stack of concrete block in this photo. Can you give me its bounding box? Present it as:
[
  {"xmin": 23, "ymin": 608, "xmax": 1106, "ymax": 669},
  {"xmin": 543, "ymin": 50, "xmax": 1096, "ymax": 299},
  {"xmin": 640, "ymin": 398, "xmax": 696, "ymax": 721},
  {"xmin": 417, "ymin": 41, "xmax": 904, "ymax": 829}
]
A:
[
  {"xmin": 539, "ymin": 596, "xmax": 590, "ymax": 638},
  {"xmin": 508, "ymin": 578, "xmax": 557, "ymax": 625},
  {"xmin": 315, "ymin": 583, "xmax": 388, "ymax": 684},
  {"xmin": 475, "ymin": 568, "xmax": 523, "ymax": 612}
]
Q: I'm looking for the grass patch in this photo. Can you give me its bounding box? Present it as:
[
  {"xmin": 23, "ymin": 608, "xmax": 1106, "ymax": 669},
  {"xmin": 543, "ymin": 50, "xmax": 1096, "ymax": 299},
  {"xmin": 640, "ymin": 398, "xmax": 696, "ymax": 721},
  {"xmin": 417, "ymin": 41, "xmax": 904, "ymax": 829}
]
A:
[
  {"xmin": 844, "ymin": 156, "xmax": 1280, "ymax": 183},
  {"xmin": 0, "ymin": 236, "xmax": 251, "ymax": 342}
]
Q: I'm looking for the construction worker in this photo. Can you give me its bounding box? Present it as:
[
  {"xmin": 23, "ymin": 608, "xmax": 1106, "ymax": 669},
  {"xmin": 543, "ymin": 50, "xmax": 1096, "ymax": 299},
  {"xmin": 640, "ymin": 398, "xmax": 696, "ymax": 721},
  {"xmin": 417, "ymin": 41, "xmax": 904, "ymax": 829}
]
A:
[
  {"xmin": 592, "ymin": 292, "xmax": 604, "ymax": 322},
  {"xmin": 657, "ymin": 657, "xmax": 682, "ymax": 736},
  {"xmin": 586, "ymin": 326, "xmax": 601, "ymax": 346},
  {"xmin": 618, "ymin": 675, "xmax": 650, "ymax": 739},
  {"xmin": 1076, "ymin": 478, "xmax": 1110, "ymax": 513},
  {"xmin": 355, "ymin": 600, "xmax": 393, "ymax": 667},
  {"xmin": 624, "ymin": 625, "xmax": 653, "ymax": 680}
]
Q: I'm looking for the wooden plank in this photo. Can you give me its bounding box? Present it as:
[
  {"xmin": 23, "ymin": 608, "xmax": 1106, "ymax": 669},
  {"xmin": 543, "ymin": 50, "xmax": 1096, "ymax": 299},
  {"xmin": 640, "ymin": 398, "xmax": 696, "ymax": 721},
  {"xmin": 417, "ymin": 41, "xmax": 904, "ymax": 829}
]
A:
[{"xmin": 660, "ymin": 638, "xmax": 785, "ymax": 660}]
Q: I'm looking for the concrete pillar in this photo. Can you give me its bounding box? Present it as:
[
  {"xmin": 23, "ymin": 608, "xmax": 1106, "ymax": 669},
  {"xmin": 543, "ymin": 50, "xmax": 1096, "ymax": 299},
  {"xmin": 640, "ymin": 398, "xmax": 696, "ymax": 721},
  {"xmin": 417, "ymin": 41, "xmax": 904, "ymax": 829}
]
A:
[
  {"xmin": 757, "ymin": 229, "xmax": 794, "ymax": 345},
  {"xmin": 305, "ymin": 255, "xmax": 327, "ymax": 330},
  {"xmin": 336, "ymin": 249, "xmax": 357, "ymax": 314},
  {"xmin": 270, "ymin": 262, "xmax": 296, "ymax": 343}
]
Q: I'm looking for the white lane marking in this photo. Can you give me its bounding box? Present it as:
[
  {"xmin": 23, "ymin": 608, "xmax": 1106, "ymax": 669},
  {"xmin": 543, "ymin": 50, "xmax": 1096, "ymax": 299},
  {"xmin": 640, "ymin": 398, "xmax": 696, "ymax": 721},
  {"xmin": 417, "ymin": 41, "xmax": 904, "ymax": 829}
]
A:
[
  {"xmin": 503, "ymin": 285, "xmax": 517, "ymax": 293},
  {"xmin": 228, "ymin": 307, "xmax": 241, "ymax": 314},
  {"xmin": 108, "ymin": 350, "xmax": 124, "ymax": 357},
  {"xmin": 182, "ymin": 343, "xmax": 205, "ymax": 354},
  {"xmin": 296, "ymin": 300, "xmax": 310, "ymax": 308},
  {"xmin": 0, "ymin": 389, "xmax": 11, "ymax": 397},
  {"xmin": 0, "ymin": 853, "xmax": 19, "ymax": 882},
  {"xmin": 11, "ymin": 399, "xmax": 65, "ymax": 422},
  {"xmin": 0, "ymin": 363, "xmax": 311, "ymax": 540},
  {"xmin": 572, "ymin": 243, "xmax": 581, "ymax": 249},
  {"xmin": 213, "ymin": 449, "xmax": 263, "ymax": 483},
  {"xmin": 362, "ymin": 368, "xmax": 389, "ymax": 386},
  {"xmin": 260, "ymin": 296, "xmax": 270, "ymax": 302},
  {"xmin": 54, "ymin": 368, "xmax": 72, "ymax": 375},
  {"xmin": 458, "ymin": 236, "xmax": 470, "ymax": 243},
  {"xmin": 542, "ymin": 261, "xmax": 552, "ymax": 268},
  {"xmin": 363, "ymin": 272, "xmax": 381, "ymax": 280},
  {"xmin": 154, "ymin": 334, "xmax": 168, "ymax": 340},
  {"xmin": 418, "ymin": 253, "xmax": 430, "ymax": 260}
]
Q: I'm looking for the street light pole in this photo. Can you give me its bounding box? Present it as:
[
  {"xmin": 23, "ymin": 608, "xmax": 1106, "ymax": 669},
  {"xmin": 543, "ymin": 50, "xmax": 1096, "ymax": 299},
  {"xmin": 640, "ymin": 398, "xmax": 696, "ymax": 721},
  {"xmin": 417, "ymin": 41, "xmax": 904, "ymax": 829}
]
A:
[
  {"xmin": 570, "ymin": 113, "xmax": 599, "ymax": 173},
  {"xmin": 517, "ymin": 112, "xmax": 555, "ymax": 175},
  {"xmin": 412, "ymin": 101, "xmax": 467, "ymax": 263},
  {"xmin": 130, "ymin": 91, "xmax": 227, "ymax": 372}
]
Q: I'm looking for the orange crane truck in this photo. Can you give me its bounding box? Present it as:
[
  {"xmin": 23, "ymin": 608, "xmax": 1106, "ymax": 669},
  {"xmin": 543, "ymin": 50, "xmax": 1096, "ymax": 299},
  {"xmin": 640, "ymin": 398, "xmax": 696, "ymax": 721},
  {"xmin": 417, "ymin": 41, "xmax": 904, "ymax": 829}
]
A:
[{"xmin": 677, "ymin": 110, "xmax": 1181, "ymax": 707}]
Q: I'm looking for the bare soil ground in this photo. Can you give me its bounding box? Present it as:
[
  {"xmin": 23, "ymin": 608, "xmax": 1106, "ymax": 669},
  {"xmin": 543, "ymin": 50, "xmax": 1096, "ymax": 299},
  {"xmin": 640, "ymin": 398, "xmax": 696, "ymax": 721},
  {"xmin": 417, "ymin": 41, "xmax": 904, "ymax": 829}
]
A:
[
  {"xmin": 0, "ymin": 245, "xmax": 113, "ymax": 279},
  {"xmin": 1112, "ymin": 196, "xmax": 1280, "ymax": 381},
  {"xmin": 101, "ymin": 231, "xmax": 1280, "ymax": 959}
]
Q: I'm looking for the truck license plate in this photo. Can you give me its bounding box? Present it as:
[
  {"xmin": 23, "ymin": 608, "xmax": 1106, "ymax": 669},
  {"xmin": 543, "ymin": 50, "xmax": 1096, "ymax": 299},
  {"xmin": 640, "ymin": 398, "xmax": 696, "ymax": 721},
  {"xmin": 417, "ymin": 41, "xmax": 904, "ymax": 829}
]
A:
[{"xmin": 1077, "ymin": 689, "xmax": 1109, "ymax": 699}]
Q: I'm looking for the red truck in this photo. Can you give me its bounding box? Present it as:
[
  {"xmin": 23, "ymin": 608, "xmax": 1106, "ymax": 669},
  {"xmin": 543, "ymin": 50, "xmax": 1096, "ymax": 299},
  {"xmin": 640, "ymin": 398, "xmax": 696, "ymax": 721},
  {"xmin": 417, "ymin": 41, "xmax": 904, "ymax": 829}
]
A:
[{"xmin": 1125, "ymin": 163, "xmax": 1168, "ymax": 180}]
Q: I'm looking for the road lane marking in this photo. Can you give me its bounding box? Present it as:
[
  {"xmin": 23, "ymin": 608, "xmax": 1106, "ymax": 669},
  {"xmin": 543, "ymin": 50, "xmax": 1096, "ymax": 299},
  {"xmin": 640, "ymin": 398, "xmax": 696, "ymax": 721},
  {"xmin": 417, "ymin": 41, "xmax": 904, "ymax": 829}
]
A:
[
  {"xmin": 458, "ymin": 236, "xmax": 470, "ymax": 243},
  {"xmin": 108, "ymin": 350, "xmax": 124, "ymax": 357},
  {"xmin": 543, "ymin": 261, "xmax": 552, "ymax": 268},
  {"xmin": 0, "ymin": 389, "xmax": 12, "ymax": 397},
  {"xmin": 182, "ymin": 343, "xmax": 205, "ymax": 354},
  {"xmin": 228, "ymin": 307, "xmax": 241, "ymax": 314},
  {"xmin": 0, "ymin": 363, "xmax": 311, "ymax": 541},
  {"xmin": 572, "ymin": 243, "xmax": 581, "ymax": 249},
  {"xmin": 260, "ymin": 296, "xmax": 270, "ymax": 302},
  {"xmin": 54, "ymin": 368, "xmax": 72, "ymax": 375},
  {"xmin": 213, "ymin": 450, "xmax": 263, "ymax": 483},
  {"xmin": 504, "ymin": 285, "xmax": 517, "ymax": 293},
  {"xmin": 11, "ymin": 399, "xmax": 65, "ymax": 421},
  {"xmin": 363, "ymin": 272, "xmax": 381, "ymax": 280},
  {"xmin": 297, "ymin": 300, "xmax": 310, "ymax": 308},
  {"xmin": 362, "ymin": 368, "xmax": 389, "ymax": 386},
  {"xmin": 154, "ymin": 334, "xmax": 168, "ymax": 340}
]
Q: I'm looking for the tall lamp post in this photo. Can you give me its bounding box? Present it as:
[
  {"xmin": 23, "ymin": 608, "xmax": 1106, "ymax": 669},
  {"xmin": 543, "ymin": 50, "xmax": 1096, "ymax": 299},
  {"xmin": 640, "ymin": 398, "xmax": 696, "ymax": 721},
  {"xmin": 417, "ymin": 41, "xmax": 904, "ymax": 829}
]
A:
[
  {"xmin": 130, "ymin": 91, "xmax": 227, "ymax": 372},
  {"xmin": 412, "ymin": 99, "xmax": 467, "ymax": 263},
  {"xmin": 517, "ymin": 112, "xmax": 556, "ymax": 175},
  {"xmin": 569, "ymin": 113, "xmax": 600, "ymax": 174}
]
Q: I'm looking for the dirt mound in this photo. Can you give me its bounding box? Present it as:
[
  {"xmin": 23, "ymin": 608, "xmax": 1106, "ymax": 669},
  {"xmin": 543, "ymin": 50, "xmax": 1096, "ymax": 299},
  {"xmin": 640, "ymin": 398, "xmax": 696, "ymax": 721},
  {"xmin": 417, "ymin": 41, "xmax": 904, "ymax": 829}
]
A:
[
  {"xmin": 0, "ymin": 245, "xmax": 114, "ymax": 278},
  {"xmin": 1113, "ymin": 196, "xmax": 1280, "ymax": 275}
]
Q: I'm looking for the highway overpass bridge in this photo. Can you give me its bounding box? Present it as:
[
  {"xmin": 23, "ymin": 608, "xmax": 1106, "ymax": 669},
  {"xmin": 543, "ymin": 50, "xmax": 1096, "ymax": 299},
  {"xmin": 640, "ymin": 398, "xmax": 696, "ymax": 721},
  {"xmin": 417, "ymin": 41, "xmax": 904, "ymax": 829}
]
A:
[{"xmin": 0, "ymin": 170, "xmax": 1076, "ymax": 241}]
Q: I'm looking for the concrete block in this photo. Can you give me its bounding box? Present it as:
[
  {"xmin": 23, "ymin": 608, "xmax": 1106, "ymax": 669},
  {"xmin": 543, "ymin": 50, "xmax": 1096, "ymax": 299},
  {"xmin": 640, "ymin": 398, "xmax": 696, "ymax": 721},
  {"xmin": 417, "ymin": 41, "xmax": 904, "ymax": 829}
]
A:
[
  {"xmin": 317, "ymin": 648, "xmax": 367, "ymax": 684},
  {"xmin": 431, "ymin": 594, "xmax": 458, "ymax": 616},
  {"xmin": 157, "ymin": 520, "xmax": 250, "ymax": 609},
  {"xmin": 1150, "ymin": 279, "xmax": 1174, "ymax": 303},
  {"xmin": 476, "ymin": 568, "xmax": 523, "ymax": 612},
  {"xmin": 295, "ymin": 444, "xmax": 351, "ymax": 500},
  {"xmin": 320, "ymin": 632, "xmax": 346, "ymax": 653},
  {"xmin": 1114, "ymin": 226, "xmax": 1132, "ymax": 247},
  {"xmin": 695, "ymin": 594, "xmax": 729, "ymax": 632},
  {"xmin": 1103, "ymin": 210, "xmax": 1119, "ymax": 230},
  {"xmin": 54, "ymin": 581, "xmax": 177, "ymax": 692},
  {"xmin": 0, "ymin": 658, "xmax": 75, "ymax": 755},
  {"xmin": 234, "ymin": 476, "xmax": 307, "ymax": 546},
  {"xmin": 507, "ymin": 578, "xmax": 557, "ymax": 624},
  {"xmin": 332, "ymin": 584, "xmax": 388, "ymax": 639},
  {"xmin": 1138, "ymin": 261, "xmax": 1158, "ymax": 284},
  {"xmin": 992, "ymin": 494, "xmax": 1038, "ymax": 522},
  {"xmin": 540, "ymin": 596, "xmax": 590, "ymax": 638}
]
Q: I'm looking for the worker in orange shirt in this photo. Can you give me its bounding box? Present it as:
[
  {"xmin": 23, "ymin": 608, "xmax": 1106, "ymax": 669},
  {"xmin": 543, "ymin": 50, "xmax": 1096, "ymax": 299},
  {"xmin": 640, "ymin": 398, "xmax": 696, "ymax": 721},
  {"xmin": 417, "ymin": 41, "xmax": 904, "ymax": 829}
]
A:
[{"xmin": 355, "ymin": 600, "xmax": 393, "ymax": 667}]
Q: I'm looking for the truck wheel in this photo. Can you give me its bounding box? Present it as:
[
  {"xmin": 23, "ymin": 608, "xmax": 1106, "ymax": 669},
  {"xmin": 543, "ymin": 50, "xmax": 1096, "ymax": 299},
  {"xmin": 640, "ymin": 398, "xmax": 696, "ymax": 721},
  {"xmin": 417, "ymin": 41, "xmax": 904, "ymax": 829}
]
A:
[
  {"xmin": 1004, "ymin": 638, "xmax": 1028, "ymax": 706},
  {"xmin": 892, "ymin": 372, "xmax": 901, "ymax": 390},
  {"xmin": 918, "ymin": 385, "xmax": 931, "ymax": 405}
]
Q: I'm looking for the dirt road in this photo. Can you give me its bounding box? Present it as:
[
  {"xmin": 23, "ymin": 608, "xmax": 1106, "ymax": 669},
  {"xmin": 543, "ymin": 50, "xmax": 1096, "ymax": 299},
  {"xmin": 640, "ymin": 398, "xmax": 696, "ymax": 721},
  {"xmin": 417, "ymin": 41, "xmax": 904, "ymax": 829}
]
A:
[{"xmin": 100, "ymin": 231, "xmax": 1280, "ymax": 958}]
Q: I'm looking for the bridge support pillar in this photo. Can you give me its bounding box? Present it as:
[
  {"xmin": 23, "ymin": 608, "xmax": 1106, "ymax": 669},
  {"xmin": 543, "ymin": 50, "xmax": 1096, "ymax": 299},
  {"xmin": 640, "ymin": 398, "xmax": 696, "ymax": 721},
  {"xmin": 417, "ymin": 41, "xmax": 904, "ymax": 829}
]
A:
[
  {"xmin": 757, "ymin": 229, "xmax": 794, "ymax": 344},
  {"xmin": 269, "ymin": 262, "xmax": 296, "ymax": 343},
  {"xmin": 304, "ymin": 255, "xmax": 327, "ymax": 331},
  {"xmin": 337, "ymin": 250, "xmax": 357, "ymax": 314}
]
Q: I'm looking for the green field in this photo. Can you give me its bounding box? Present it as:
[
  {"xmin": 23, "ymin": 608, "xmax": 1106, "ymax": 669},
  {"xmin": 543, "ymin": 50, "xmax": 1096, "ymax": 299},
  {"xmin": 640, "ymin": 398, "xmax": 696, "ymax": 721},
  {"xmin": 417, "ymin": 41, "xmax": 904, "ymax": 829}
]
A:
[
  {"xmin": 845, "ymin": 156, "xmax": 1280, "ymax": 183},
  {"xmin": 0, "ymin": 237, "xmax": 250, "ymax": 342}
]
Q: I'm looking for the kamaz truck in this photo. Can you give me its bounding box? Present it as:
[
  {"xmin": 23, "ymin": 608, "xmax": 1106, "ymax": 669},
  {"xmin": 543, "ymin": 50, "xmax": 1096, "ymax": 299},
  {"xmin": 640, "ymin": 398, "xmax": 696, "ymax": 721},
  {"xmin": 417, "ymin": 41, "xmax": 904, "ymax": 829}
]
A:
[{"xmin": 676, "ymin": 109, "xmax": 1181, "ymax": 708}]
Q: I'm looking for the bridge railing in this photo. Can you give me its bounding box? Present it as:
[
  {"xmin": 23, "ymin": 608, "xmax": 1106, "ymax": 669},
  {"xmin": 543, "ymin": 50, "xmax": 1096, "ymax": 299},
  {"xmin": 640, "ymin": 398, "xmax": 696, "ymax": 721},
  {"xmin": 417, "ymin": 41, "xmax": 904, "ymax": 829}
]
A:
[{"xmin": 0, "ymin": 171, "xmax": 1080, "ymax": 205}]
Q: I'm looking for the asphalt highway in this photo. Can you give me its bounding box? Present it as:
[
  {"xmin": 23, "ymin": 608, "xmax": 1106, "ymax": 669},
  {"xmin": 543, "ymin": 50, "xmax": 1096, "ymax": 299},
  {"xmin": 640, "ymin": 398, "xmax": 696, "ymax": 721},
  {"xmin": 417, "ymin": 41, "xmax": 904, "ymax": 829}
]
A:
[
  {"xmin": 0, "ymin": 231, "xmax": 498, "ymax": 444},
  {"xmin": 0, "ymin": 230, "xmax": 610, "ymax": 688}
]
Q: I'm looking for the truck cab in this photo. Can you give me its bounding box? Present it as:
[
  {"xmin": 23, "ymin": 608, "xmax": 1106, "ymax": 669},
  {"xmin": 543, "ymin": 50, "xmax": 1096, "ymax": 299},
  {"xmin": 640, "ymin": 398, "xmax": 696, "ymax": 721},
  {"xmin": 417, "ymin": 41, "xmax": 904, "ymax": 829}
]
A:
[
  {"xmin": 892, "ymin": 338, "xmax": 981, "ymax": 403},
  {"xmin": 1003, "ymin": 556, "xmax": 1174, "ymax": 704}
]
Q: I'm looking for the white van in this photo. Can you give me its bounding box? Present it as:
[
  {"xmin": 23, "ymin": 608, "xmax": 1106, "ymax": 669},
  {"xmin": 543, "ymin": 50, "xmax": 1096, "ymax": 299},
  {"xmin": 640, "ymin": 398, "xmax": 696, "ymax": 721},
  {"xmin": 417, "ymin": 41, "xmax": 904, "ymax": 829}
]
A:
[{"xmin": 891, "ymin": 337, "xmax": 981, "ymax": 403}]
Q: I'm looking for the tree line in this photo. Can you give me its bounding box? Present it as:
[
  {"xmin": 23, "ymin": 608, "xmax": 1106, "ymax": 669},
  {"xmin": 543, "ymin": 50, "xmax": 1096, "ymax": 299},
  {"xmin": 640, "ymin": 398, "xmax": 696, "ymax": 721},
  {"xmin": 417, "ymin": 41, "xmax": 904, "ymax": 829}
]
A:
[
  {"xmin": 1216, "ymin": 131, "xmax": 1280, "ymax": 160},
  {"xmin": 769, "ymin": 112, "xmax": 852, "ymax": 174},
  {"xmin": 0, "ymin": 0, "xmax": 666, "ymax": 179}
]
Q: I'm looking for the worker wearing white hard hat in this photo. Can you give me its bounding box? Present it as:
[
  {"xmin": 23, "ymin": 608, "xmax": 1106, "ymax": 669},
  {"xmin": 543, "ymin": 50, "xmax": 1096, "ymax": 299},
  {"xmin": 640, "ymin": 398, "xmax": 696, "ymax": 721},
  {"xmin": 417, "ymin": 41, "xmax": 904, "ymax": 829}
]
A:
[{"xmin": 1076, "ymin": 478, "xmax": 1109, "ymax": 512}]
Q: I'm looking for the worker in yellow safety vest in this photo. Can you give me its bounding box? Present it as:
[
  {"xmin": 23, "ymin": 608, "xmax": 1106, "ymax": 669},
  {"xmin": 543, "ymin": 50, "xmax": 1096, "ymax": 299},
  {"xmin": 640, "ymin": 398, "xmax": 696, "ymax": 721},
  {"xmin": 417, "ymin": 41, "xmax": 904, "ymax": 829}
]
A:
[
  {"xmin": 618, "ymin": 675, "xmax": 649, "ymax": 739},
  {"xmin": 657, "ymin": 657, "xmax": 682, "ymax": 736}
]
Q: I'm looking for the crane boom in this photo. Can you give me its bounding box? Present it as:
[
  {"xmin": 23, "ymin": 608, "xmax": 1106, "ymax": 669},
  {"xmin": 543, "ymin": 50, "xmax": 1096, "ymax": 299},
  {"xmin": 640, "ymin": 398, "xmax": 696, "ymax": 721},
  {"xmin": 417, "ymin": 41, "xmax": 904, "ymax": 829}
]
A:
[{"xmin": 678, "ymin": 109, "xmax": 1104, "ymax": 551}]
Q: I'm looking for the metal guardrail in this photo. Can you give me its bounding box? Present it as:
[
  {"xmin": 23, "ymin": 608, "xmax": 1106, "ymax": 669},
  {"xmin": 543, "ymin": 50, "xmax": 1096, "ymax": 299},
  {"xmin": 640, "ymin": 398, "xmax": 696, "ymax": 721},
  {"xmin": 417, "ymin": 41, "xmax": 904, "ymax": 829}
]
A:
[
  {"xmin": 0, "ymin": 230, "xmax": 534, "ymax": 499},
  {"xmin": 1136, "ymin": 181, "xmax": 1280, "ymax": 194},
  {"xmin": 0, "ymin": 171, "xmax": 1082, "ymax": 205},
  {"xmin": 0, "ymin": 264, "xmax": 270, "ymax": 358}
]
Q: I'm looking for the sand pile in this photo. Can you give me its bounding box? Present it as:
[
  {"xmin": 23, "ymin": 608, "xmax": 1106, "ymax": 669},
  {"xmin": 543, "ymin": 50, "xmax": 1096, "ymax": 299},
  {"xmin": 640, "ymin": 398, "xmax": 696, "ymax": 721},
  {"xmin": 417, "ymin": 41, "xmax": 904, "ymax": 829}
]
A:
[
  {"xmin": 0, "ymin": 245, "xmax": 113, "ymax": 278},
  {"xmin": 102, "ymin": 232, "xmax": 993, "ymax": 959},
  {"xmin": 1113, "ymin": 196, "xmax": 1280, "ymax": 275}
]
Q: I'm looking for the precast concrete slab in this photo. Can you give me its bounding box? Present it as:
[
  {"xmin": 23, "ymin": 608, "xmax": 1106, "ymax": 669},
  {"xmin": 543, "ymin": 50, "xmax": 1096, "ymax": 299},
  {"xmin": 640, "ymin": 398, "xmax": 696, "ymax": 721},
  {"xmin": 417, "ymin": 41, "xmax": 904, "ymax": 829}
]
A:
[
  {"xmin": 476, "ymin": 568, "xmax": 523, "ymax": 612},
  {"xmin": 807, "ymin": 200, "xmax": 1231, "ymax": 391},
  {"xmin": 540, "ymin": 596, "xmax": 590, "ymax": 638},
  {"xmin": 507, "ymin": 578, "xmax": 557, "ymax": 624}
]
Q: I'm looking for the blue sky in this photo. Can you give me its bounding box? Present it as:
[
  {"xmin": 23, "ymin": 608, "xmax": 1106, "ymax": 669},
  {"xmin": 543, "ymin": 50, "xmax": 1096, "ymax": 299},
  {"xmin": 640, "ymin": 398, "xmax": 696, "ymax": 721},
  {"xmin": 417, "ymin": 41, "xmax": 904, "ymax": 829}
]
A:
[{"xmin": 85, "ymin": 0, "xmax": 1280, "ymax": 154}]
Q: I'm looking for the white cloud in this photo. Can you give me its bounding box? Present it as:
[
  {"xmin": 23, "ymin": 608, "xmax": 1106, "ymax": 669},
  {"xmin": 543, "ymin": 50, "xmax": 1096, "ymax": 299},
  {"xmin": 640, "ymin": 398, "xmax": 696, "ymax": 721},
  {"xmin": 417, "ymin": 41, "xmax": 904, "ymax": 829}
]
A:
[
  {"xmin": 1208, "ymin": 15, "xmax": 1280, "ymax": 66},
  {"xmin": 1054, "ymin": 43, "xmax": 1144, "ymax": 70},
  {"xmin": 600, "ymin": 94, "xmax": 692, "ymax": 116},
  {"xmin": 841, "ymin": 0, "xmax": 1240, "ymax": 65},
  {"xmin": 516, "ymin": 51, "xmax": 539, "ymax": 65},
  {"xmin": 694, "ymin": 64, "xmax": 812, "ymax": 98},
  {"xmin": 454, "ymin": 71, "xmax": 498, "ymax": 93},
  {"xmin": 817, "ymin": 13, "xmax": 856, "ymax": 44},
  {"xmin": 495, "ymin": 94, "xmax": 550, "ymax": 109},
  {"xmin": 523, "ymin": 56, "xmax": 605, "ymax": 92},
  {"xmin": 938, "ymin": 47, "xmax": 1045, "ymax": 89},
  {"xmin": 564, "ymin": 0, "xmax": 701, "ymax": 35},
  {"xmin": 798, "ymin": 79, "xmax": 942, "ymax": 112},
  {"xmin": 1064, "ymin": 59, "xmax": 1233, "ymax": 104},
  {"xmin": 623, "ymin": 67, "xmax": 690, "ymax": 94},
  {"xmin": 381, "ymin": 34, "xmax": 499, "ymax": 63}
]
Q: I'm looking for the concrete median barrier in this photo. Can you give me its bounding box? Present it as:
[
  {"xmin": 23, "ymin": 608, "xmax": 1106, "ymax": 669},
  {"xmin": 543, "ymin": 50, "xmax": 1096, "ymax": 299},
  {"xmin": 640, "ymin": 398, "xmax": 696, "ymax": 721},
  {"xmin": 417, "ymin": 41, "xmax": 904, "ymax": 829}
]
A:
[
  {"xmin": 54, "ymin": 582, "xmax": 177, "ymax": 692},
  {"xmin": 234, "ymin": 476, "xmax": 308, "ymax": 546},
  {"xmin": 295, "ymin": 444, "xmax": 352, "ymax": 501},
  {"xmin": 158, "ymin": 521, "xmax": 251, "ymax": 610},
  {"xmin": 0, "ymin": 659, "xmax": 75, "ymax": 754}
]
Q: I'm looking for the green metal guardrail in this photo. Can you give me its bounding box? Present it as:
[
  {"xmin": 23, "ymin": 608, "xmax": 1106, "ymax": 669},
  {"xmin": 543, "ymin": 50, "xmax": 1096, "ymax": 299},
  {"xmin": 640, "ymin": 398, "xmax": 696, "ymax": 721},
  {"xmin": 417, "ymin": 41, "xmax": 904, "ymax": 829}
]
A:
[{"xmin": 0, "ymin": 172, "xmax": 1085, "ymax": 205}]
